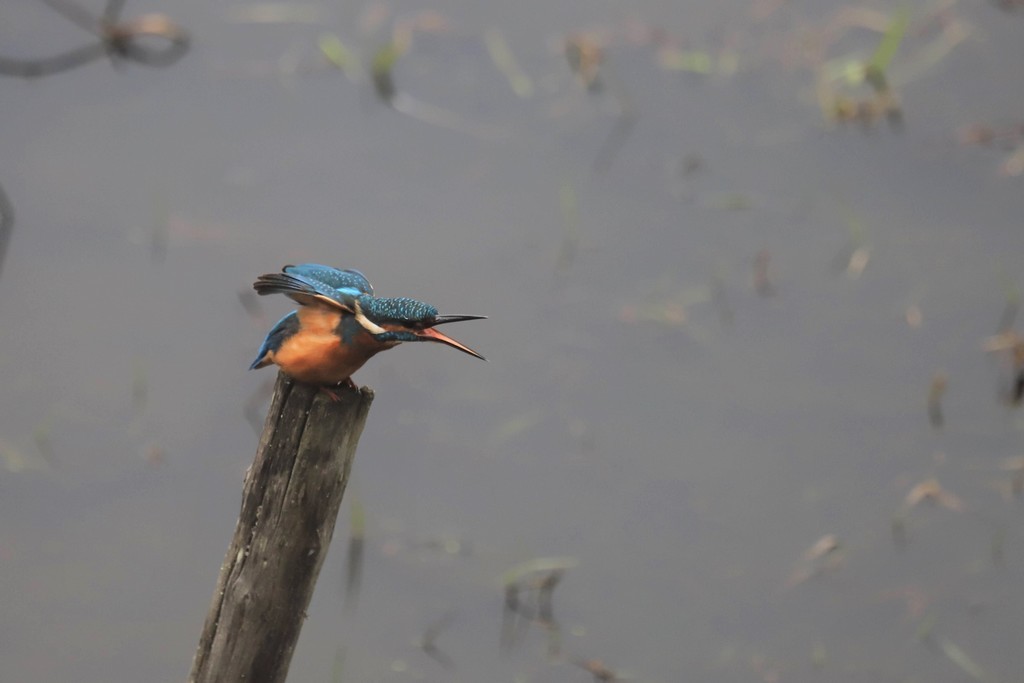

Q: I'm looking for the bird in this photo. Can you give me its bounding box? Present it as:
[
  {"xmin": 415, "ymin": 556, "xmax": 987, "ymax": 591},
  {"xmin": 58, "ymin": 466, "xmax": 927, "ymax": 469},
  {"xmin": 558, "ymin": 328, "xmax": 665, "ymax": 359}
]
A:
[{"xmin": 249, "ymin": 264, "xmax": 485, "ymax": 390}]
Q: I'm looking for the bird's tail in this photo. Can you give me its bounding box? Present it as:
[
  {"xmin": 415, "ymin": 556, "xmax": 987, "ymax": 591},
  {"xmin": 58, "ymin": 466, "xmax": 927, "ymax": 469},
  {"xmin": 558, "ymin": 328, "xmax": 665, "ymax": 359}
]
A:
[{"xmin": 253, "ymin": 271, "xmax": 318, "ymax": 298}]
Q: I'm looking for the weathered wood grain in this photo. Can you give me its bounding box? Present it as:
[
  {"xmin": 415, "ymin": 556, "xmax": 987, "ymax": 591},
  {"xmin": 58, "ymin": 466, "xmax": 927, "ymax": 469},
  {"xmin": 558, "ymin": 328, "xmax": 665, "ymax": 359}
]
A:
[{"xmin": 189, "ymin": 373, "xmax": 373, "ymax": 683}]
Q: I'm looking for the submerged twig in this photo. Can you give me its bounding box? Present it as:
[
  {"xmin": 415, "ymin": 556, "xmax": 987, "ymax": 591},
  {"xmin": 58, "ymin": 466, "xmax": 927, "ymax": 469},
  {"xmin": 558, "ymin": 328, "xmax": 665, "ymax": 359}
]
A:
[
  {"xmin": 500, "ymin": 557, "xmax": 575, "ymax": 655},
  {"xmin": 816, "ymin": 7, "xmax": 910, "ymax": 129},
  {"xmin": 892, "ymin": 477, "xmax": 965, "ymax": 547},
  {"xmin": 891, "ymin": 512, "xmax": 908, "ymax": 549},
  {"xmin": 0, "ymin": 0, "xmax": 188, "ymax": 79},
  {"xmin": 534, "ymin": 569, "xmax": 564, "ymax": 658},
  {"xmin": 902, "ymin": 477, "xmax": 965, "ymax": 513},
  {"xmin": 591, "ymin": 63, "xmax": 637, "ymax": 173},
  {"xmin": 786, "ymin": 533, "xmax": 843, "ymax": 587},
  {"xmin": 753, "ymin": 248, "xmax": 776, "ymax": 297},
  {"xmin": 417, "ymin": 611, "xmax": 456, "ymax": 669},
  {"xmin": 0, "ymin": 181, "xmax": 12, "ymax": 280},
  {"xmin": 484, "ymin": 29, "xmax": 533, "ymax": 98},
  {"xmin": 938, "ymin": 637, "xmax": 989, "ymax": 681},
  {"xmin": 501, "ymin": 582, "xmax": 525, "ymax": 650},
  {"xmin": 983, "ymin": 330, "xmax": 1024, "ymax": 405},
  {"xmin": 565, "ymin": 33, "xmax": 605, "ymax": 92},
  {"xmin": 559, "ymin": 33, "xmax": 638, "ymax": 172},
  {"xmin": 370, "ymin": 37, "xmax": 506, "ymax": 141},
  {"xmin": 574, "ymin": 658, "xmax": 622, "ymax": 682},
  {"xmin": 344, "ymin": 498, "xmax": 365, "ymax": 608},
  {"xmin": 928, "ymin": 371, "xmax": 948, "ymax": 428},
  {"xmin": 999, "ymin": 456, "xmax": 1024, "ymax": 499},
  {"xmin": 831, "ymin": 199, "xmax": 870, "ymax": 277}
]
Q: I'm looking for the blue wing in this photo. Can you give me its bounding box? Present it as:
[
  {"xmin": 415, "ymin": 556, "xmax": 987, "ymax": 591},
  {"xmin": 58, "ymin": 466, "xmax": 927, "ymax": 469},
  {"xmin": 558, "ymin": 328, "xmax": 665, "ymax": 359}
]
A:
[
  {"xmin": 253, "ymin": 269, "xmax": 362, "ymax": 311},
  {"xmin": 249, "ymin": 311, "xmax": 300, "ymax": 370},
  {"xmin": 284, "ymin": 264, "xmax": 374, "ymax": 296}
]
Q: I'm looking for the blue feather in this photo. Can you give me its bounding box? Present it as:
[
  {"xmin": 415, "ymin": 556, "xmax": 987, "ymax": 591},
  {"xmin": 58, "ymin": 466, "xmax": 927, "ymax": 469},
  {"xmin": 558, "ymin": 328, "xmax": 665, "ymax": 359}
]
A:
[
  {"xmin": 249, "ymin": 311, "xmax": 300, "ymax": 370},
  {"xmin": 254, "ymin": 271, "xmax": 361, "ymax": 311},
  {"xmin": 284, "ymin": 264, "xmax": 373, "ymax": 296},
  {"xmin": 361, "ymin": 296, "xmax": 438, "ymax": 325}
]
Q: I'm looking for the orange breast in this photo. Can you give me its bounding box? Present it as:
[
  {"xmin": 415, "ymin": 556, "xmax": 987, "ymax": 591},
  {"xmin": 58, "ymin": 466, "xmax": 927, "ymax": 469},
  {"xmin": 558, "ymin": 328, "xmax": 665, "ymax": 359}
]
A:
[{"xmin": 271, "ymin": 308, "xmax": 379, "ymax": 385}]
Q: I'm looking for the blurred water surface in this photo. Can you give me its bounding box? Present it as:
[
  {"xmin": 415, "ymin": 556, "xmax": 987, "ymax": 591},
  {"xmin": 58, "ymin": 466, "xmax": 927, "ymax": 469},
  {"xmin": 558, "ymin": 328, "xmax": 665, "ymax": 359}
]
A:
[{"xmin": 2, "ymin": 0, "xmax": 1024, "ymax": 681}]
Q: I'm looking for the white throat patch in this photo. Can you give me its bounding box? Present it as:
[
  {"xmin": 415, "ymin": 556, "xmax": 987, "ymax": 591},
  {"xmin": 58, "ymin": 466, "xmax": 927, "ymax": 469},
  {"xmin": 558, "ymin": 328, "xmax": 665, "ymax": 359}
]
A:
[{"xmin": 353, "ymin": 299, "xmax": 387, "ymax": 335}]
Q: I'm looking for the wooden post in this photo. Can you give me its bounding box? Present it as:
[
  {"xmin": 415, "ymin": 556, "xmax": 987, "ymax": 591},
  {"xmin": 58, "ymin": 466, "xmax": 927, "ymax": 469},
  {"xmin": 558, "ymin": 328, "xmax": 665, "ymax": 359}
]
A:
[{"xmin": 189, "ymin": 373, "xmax": 373, "ymax": 683}]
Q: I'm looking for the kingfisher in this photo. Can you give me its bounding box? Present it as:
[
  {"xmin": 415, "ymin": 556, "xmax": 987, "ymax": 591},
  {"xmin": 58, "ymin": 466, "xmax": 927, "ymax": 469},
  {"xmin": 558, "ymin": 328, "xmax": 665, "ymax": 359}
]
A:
[{"xmin": 249, "ymin": 264, "xmax": 486, "ymax": 390}]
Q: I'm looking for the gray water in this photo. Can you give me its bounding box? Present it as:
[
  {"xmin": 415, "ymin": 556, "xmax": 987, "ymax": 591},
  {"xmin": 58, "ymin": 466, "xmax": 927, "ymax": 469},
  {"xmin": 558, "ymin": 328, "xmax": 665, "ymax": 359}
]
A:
[{"xmin": 2, "ymin": 0, "xmax": 1024, "ymax": 681}]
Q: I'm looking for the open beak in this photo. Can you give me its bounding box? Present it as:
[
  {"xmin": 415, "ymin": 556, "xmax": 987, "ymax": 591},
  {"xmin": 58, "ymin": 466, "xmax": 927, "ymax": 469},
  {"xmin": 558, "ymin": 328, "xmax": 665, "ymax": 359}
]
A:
[
  {"xmin": 431, "ymin": 314, "xmax": 488, "ymax": 326},
  {"xmin": 416, "ymin": 317, "xmax": 487, "ymax": 360}
]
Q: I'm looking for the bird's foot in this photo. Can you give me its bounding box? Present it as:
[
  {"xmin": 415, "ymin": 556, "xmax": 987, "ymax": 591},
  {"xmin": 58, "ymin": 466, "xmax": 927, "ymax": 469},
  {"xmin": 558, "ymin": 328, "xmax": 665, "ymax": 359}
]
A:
[{"xmin": 320, "ymin": 377, "xmax": 357, "ymax": 402}]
